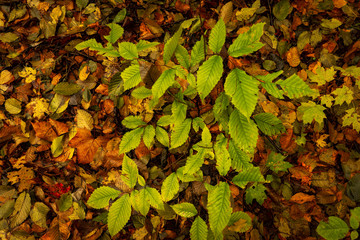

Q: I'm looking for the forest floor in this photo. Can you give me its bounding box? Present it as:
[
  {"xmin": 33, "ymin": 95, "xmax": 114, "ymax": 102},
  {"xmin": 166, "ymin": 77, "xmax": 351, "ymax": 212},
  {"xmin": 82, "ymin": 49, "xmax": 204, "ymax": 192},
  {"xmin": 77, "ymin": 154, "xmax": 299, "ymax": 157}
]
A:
[{"xmin": 1, "ymin": 0, "xmax": 360, "ymax": 239}]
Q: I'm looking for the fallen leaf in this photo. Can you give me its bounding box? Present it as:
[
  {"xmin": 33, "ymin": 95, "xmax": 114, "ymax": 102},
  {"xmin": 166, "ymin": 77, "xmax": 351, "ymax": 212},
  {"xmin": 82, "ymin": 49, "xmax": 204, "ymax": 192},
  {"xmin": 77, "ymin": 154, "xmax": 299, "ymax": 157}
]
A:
[
  {"xmin": 290, "ymin": 193, "xmax": 315, "ymax": 204},
  {"xmin": 68, "ymin": 128, "xmax": 107, "ymax": 164},
  {"xmin": 286, "ymin": 47, "xmax": 301, "ymax": 67}
]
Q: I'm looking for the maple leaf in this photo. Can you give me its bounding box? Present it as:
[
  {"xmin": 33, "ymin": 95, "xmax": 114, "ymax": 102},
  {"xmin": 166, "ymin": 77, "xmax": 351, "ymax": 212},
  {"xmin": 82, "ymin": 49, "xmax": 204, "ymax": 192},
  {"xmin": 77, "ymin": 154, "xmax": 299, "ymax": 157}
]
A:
[
  {"xmin": 320, "ymin": 94, "xmax": 334, "ymax": 108},
  {"xmin": 343, "ymin": 108, "xmax": 360, "ymax": 132},
  {"xmin": 7, "ymin": 167, "xmax": 35, "ymax": 191},
  {"xmin": 308, "ymin": 66, "xmax": 336, "ymax": 86},
  {"xmin": 18, "ymin": 67, "xmax": 36, "ymax": 83},
  {"xmin": 331, "ymin": 86, "xmax": 353, "ymax": 105},
  {"xmin": 245, "ymin": 183, "xmax": 267, "ymax": 205},
  {"xmin": 297, "ymin": 101, "xmax": 326, "ymax": 125},
  {"xmin": 26, "ymin": 97, "xmax": 50, "ymax": 119},
  {"xmin": 316, "ymin": 134, "xmax": 329, "ymax": 148},
  {"xmin": 266, "ymin": 152, "xmax": 292, "ymax": 173},
  {"xmin": 68, "ymin": 128, "xmax": 108, "ymax": 164}
]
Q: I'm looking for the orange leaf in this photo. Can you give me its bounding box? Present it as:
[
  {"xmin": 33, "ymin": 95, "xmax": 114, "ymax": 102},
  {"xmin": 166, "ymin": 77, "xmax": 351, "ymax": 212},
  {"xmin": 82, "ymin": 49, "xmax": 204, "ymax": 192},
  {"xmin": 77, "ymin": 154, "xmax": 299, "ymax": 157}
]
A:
[
  {"xmin": 32, "ymin": 121, "xmax": 57, "ymax": 142},
  {"xmin": 49, "ymin": 118, "xmax": 69, "ymax": 136},
  {"xmin": 68, "ymin": 128, "xmax": 107, "ymax": 164},
  {"xmin": 290, "ymin": 193, "xmax": 315, "ymax": 204},
  {"xmin": 333, "ymin": 0, "xmax": 347, "ymax": 8},
  {"xmin": 286, "ymin": 47, "xmax": 301, "ymax": 67}
]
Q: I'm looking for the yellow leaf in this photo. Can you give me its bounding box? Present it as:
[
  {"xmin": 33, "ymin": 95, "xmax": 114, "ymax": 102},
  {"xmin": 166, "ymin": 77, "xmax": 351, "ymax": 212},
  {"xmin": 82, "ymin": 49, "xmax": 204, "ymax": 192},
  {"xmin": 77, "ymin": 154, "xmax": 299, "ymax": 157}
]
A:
[
  {"xmin": 0, "ymin": 70, "xmax": 14, "ymax": 84},
  {"xmin": 316, "ymin": 134, "xmax": 329, "ymax": 148},
  {"xmin": 76, "ymin": 109, "xmax": 94, "ymax": 130},
  {"xmin": 5, "ymin": 98, "xmax": 22, "ymax": 114},
  {"xmin": 7, "ymin": 167, "xmax": 35, "ymax": 191},
  {"xmin": 79, "ymin": 65, "xmax": 90, "ymax": 81},
  {"xmin": 19, "ymin": 67, "xmax": 36, "ymax": 83},
  {"xmin": 26, "ymin": 97, "xmax": 50, "ymax": 119}
]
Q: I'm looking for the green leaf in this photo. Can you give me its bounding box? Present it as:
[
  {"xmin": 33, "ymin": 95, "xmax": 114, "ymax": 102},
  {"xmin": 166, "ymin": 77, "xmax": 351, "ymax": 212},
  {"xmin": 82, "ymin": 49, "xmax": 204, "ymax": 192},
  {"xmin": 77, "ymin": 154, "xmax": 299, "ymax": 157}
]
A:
[
  {"xmin": 190, "ymin": 216, "xmax": 208, "ymax": 240},
  {"xmin": 184, "ymin": 148, "xmax": 206, "ymax": 175},
  {"xmin": 118, "ymin": 42, "xmax": 138, "ymax": 60},
  {"xmin": 209, "ymin": 18, "xmax": 226, "ymax": 54},
  {"xmin": 197, "ymin": 55, "xmax": 223, "ymax": 100},
  {"xmin": 172, "ymin": 202, "xmax": 198, "ymax": 218},
  {"xmin": 75, "ymin": 39, "xmax": 121, "ymax": 57},
  {"xmin": 121, "ymin": 155, "xmax": 138, "ymax": 189},
  {"xmin": 143, "ymin": 125, "xmax": 155, "ymax": 148},
  {"xmin": 177, "ymin": 166, "xmax": 203, "ymax": 183},
  {"xmin": 258, "ymin": 71, "xmax": 284, "ymax": 99},
  {"xmin": 332, "ymin": 86, "xmax": 353, "ymax": 105},
  {"xmin": 191, "ymin": 36, "xmax": 205, "ymax": 67},
  {"xmin": 144, "ymin": 187, "xmax": 164, "ymax": 210},
  {"xmin": 227, "ymin": 211, "xmax": 252, "ymax": 233},
  {"xmin": 245, "ymin": 183, "xmax": 267, "ymax": 205},
  {"xmin": 232, "ymin": 166, "xmax": 265, "ymax": 188},
  {"xmin": 228, "ymin": 23, "xmax": 265, "ymax": 57},
  {"xmin": 175, "ymin": 44, "xmax": 190, "ymax": 69},
  {"xmin": 229, "ymin": 109, "xmax": 258, "ymax": 153},
  {"xmin": 131, "ymin": 86, "xmax": 152, "ymax": 99},
  {"xmin": 266, "ymin": 152, "xmax": 292, "ymax": 173},
  {"xmin": 224, "ymin": 69, "xmax": 259, "ymax": 118},
  {"xmin": 229, "ymin": 139, "xmax": 252, "ymax": 171},
  {"xmin": 308, "ymin": 66, "xmax": 336, "ymax": 86},
  {"xmin": 58, "ymin": 193, "xmax": 73, "ymax": 211},
  {"xmin": 192, "ymin": 117, "xmax": 206, "ymax": 132},
  {"xmin": 201, "ymin": 126, "xmax": 212, "ymax": 145},
  {"xmin": 104, "ymin": 23, "xmax": 124, "ymax": 44},
  {"xmin": 122, "ymin": 116, "xmax": 146, "ymax": 129},
  {"xmin": 164, "ymin": 28, "xmax": 182, "ymax": 64},
  {"xmin": 351, "ymin": 231, "xmax": 359, "ymax": 240},
  {"xmin": 54, "ymin": 82, "xmax": 82, "ymax": 96},
  {"xmin": 277, "ymin": 74, "xmax": 313, "ymax": 98},
  {"xmin": 136, "ymin": 40, "xmax": 160, "ymax": 52},
  {"xmin": 253, "ymin": 113, "xmax": 285, "ymax": 136},
  {"xmin": 51, "ymin": 135, "xmax": 64, "ymax": 157},
  {"xmin": 321, "ymin": 18, "xmax": 343, "ymax": 29},
  {"xmin": 156, "ymin": 126, "xmax": 170, "ymax": 147},
  {"xmin": 121, "ymin": 64, "xmax": 142, "ymax": 91},
  {"xmin": 10, "ymin": 192, "xmax": 31, "ymax": 228},
  {"xmin": 30, "ymin": 202, "xmax": 50, "ymax": 229},
  {"xmin": 214, "ymin": 134, "xmax": 231, "ymax": 176},
  {"xmin": 108, "ymin": 194, "xmax": 131, "ymax": 237},
  {"xmin": 0, "ymin": 199, "xmax": 14, "ymax": 219},
  {"xmin": 87, "ymin": 186, "xmax": 121, "ymax": 209},
  {"xmin": 108, "ymin": 73, "xmax": 123, "ymax": 97},
  {"xmin": 130, "ymin": 189, "xmax": 150, "ymax": 216},
  {"xmin": 350, "ymin": 207, "xmax": 360, "ymax": 229},
  {"xmin": 213, "ymin": 92, "xmax": 231, "ymax": 133},
  {"xmin": 161, "ymin": 172, "xmax": 180, "ymax": 202},
  {"xmin": 207, "ymin": 182, "xmax": 232, "ymax": 238},
  {"xmin": 297, "ymin": 101, "xmax": 326, "ymax": 125},
  {"xmin": 316, "ymin": 216, "xmax": 350, "ymax": 240},
  {"xmin": 343, "ymin": 108, "xmax": 360, "ymax": 132},
  {"xmin": 152, "ymin": 68, "xmax": 176, "ymax": 102},
  {"xmin": 171, "ymin": 100, "xmax": 187, "ymax": 126},
  {"xmin": 171, "ymin": 118, "xmax": 192, "ymax": 149},
  {"xmin": 76, "ymin": 0, "xmax": 88, "ymax": 8},
  {"xmin": 113, "ymin": 8, "xmax": 126, "ymax": 23},
  {"xmin": 273, "ymin": 0, "xmax": 292, "ymax": 21},
  {"xmin": 119, "ymin": 127, "xmax": 144, "ymax": 154}
]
